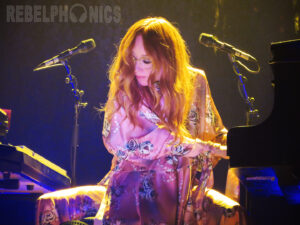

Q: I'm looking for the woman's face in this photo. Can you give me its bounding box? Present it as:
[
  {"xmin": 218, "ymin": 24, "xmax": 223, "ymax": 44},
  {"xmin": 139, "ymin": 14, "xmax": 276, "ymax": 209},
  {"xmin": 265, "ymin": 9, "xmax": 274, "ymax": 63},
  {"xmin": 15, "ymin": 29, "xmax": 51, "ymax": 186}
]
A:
[{"xmin": 132, "ymin": 35, "xmax": 153, "ymax": 86}]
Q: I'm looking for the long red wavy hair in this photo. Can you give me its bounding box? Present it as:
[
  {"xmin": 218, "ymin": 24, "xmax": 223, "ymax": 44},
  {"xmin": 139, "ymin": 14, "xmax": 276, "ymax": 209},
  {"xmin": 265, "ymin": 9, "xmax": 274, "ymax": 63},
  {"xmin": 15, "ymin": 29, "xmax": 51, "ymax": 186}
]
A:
[{"xmin": 103, "ymin": 17, "xmax": 196, "ymax": 139}]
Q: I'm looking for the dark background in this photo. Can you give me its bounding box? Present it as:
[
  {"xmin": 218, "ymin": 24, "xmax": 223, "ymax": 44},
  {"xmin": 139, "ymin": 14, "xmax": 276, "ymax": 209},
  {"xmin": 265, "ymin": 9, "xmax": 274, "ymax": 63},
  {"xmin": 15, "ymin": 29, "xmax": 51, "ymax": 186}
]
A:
[{"xmin": 0, "ymin": 0, "xmax": 299, "ymax": 188}]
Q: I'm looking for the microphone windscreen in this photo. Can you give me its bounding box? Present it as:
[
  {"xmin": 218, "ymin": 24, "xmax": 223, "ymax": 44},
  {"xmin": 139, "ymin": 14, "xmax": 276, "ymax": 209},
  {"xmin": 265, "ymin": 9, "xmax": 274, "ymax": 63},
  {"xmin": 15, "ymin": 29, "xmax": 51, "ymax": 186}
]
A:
[
  {"xmin": 78, "ymin": 39, "xmax": 96, "ymax": 53},
  {"xmin": 199, "ymin": 33, "xmax": 217, "ymax": 47}
]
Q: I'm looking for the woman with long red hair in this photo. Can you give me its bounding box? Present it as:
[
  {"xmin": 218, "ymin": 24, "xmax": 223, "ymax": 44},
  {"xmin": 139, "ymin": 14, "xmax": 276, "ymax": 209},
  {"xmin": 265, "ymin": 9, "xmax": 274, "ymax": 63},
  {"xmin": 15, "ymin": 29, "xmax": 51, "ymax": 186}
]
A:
[{"xmin": 96, "ymin": 17, "xmax": 228, "ymax": 224}]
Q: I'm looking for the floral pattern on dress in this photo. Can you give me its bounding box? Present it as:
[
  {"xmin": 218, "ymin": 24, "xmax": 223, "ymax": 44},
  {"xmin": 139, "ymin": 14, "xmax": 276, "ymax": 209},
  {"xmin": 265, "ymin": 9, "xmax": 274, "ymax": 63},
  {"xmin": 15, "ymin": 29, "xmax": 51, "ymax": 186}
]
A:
[
  {"xmin": 139, "ymin": 171, "xmax": 157, "ymax": 201},
  {"xmin": 205, "ymin": 94, "xmax": 216, "ymax": 127},
  {"xmin": 116, "ymin": 149, "xmax": 127, "ymax": 160},
  {"xmin": 172, "ymin": 144, "xmax": 190, "ymax": 156},
  {"xmin": 188, "ymin": 106, "xmax": 199, "ymax": 125},
  {"xmin": 139, "ymin": 110, "xmax": 160, "ymax": 124},
  {"xmin": 126, "ymin": 139, "xmax": 139, "ymax": 151},
  {"xmin": 102, "ymin": 118, "xmax": 111, "ymax": 138},
  {"xmin": 125, "ymin": 139, "xmax": 155, "ymax": 156},
  {"xmin": 138, "ymin": 141, "xmax": 154, "ymax": 155}
]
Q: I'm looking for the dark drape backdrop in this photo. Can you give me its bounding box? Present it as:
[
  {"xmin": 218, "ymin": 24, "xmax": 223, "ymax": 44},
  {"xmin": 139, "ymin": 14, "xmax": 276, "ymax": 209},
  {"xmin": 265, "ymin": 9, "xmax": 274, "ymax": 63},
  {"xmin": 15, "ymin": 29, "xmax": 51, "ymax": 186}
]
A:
[{"xmin": 0, "ymin": 0, "xmax": 299, "ymax": 187}]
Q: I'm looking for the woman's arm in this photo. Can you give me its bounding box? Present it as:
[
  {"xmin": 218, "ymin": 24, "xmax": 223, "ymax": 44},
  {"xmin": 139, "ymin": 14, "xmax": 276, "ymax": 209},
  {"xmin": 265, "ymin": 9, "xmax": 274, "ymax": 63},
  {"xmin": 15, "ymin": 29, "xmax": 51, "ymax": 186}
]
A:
[
  {"xmin": 187, "ymin": 68, "xmax": 228, "ymax": 166},
  {"xmin": 102, "ymin": 102, "xmax": 227, "ymax": 161}
]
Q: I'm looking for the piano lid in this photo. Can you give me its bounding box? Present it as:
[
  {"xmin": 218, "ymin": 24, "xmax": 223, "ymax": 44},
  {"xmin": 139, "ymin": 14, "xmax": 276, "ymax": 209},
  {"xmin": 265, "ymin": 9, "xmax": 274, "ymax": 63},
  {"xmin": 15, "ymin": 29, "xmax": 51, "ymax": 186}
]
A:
[{"xmin": 270, "ymin": 39, "xmax": 300, "ymax": 63}]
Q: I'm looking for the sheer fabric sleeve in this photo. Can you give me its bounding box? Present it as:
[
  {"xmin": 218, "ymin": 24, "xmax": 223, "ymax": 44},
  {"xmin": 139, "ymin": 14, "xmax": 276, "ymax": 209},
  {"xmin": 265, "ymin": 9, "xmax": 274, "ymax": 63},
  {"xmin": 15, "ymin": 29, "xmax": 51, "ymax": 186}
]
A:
[
  {"xmin": 187, "ymin": 68, "xmax": 227, "ymax": 146},
  {"xmin": 102, "ymin": 100, "xmax": 227, "ymax": 162},
  {"xmin": 185, "ymin": 68, "xmax": 228, "ymax": 191}
]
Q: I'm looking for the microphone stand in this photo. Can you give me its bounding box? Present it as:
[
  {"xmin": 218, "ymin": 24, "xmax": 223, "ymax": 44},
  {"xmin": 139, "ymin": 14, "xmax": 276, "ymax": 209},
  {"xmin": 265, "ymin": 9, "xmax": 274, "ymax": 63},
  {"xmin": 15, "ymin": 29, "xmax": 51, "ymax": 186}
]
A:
[
  {"xmin": 228, "ymin": 54, "xmax": 259, "ymax": 125},
  {"xmin": 62, "ymin": 60, "xmax": 88, "ymax": 186}
]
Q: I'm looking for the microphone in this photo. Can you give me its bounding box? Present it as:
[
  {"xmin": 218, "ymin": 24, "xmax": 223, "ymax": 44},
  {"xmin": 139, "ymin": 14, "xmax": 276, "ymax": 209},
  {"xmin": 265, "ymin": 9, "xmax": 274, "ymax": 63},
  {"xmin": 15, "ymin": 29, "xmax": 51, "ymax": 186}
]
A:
[
  {"xmin": 34, "ymin": 38, "xmax": 96, "ymax": 71},
  {"xmin": 199, "ymin": 33, "xmax": 256, "ymax": 61}
]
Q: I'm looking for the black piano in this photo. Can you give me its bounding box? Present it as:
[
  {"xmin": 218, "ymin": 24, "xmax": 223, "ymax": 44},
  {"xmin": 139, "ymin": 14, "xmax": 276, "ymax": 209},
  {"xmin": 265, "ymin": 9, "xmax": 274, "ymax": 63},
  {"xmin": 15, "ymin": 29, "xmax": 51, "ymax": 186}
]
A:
[{"xmin": 227, "ymin": 39, "xmax": 300, "ymax": 225}]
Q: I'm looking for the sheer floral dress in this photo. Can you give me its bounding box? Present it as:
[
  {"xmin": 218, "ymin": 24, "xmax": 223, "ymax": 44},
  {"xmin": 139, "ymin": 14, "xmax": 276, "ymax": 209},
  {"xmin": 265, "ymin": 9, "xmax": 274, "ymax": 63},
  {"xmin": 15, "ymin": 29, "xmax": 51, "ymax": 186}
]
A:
[{"xmin": 36, "ymin": 69, "xmax": 245, "ymax": 225}]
